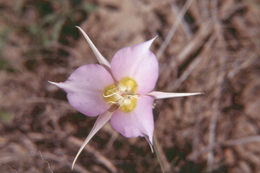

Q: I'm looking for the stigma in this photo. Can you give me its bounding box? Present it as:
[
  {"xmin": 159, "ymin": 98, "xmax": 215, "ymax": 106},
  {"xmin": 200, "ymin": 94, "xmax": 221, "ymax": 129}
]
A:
[{"xmin": 103, "ymin": 77, "xmax": 138, "ymax": 113}]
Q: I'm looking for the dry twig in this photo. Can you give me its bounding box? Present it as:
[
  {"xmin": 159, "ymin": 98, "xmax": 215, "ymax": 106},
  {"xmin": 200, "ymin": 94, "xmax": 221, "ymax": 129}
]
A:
[
  {"xmin": 166, "ymin": 34, "xmax": 216, "ymax": 91},
  {"xmin": 40, "ymin": 152, "xmax": 54, "ymax": 173},
  {"xmin": 157, "ymin": 0, "xmax": 194, "ymax": 59},
  {"xmin": 207, "ymin": 0, "xmax": 227, "ymax": 170}
]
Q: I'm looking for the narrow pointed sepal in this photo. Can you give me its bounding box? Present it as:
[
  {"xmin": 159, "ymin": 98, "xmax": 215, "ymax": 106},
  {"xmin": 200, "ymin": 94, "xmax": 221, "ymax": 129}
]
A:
[
  {"xmin": 71, "ymin": 111, "xmax": 113, "ymax": 170},
  {"xmin": 76, "ymin": 26, "xmax": 111, "ymax": 68},
  {"xmin": 144, "ymin": 135, "xmax": 154, "ymax": 153},
  {"xmin": 148, "ymin": 91, "xmax": 202, "ymax": 99},
  {"xmin": 48, "ymin": 81, "xmax": 67, "ymax": 89}
]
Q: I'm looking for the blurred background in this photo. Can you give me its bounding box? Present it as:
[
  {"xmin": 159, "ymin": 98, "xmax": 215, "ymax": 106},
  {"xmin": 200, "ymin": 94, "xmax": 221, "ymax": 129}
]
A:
[{"xmin": 0, "ymin": 0, "xmax": 259, "ymax": 172}]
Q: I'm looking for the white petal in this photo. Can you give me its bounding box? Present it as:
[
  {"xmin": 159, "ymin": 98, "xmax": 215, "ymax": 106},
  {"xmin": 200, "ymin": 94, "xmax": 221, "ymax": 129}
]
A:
[
  {"xmin": 148, "ymin": 91, "xmax": 202, "ymax": 99},
  {"xmin": 76, "ymin": 26, "xmax": 111, "ymax": 68},
  {"xmin": 71, "ymin": 111, "xmax": 113, "ymax": 170}
]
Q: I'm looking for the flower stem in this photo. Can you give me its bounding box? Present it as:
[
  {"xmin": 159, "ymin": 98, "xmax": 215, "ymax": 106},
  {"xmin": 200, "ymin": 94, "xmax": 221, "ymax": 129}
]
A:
[{"xmin": 153, "ymin": 137, "xmax": 165, "ymax": 173}]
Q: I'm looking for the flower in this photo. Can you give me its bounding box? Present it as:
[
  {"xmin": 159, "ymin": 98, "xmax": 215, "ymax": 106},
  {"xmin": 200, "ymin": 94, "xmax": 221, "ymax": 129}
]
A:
[{"xmin": 49, "ymin": 26, "xmax": 201, "ymax": 169}]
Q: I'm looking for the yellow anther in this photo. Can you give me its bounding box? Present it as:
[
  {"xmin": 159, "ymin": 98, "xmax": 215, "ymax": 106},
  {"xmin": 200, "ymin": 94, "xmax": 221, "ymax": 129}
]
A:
[
  {"xmin": 103, "ymin": 84, "xmax": 120, "ymax": 103},
  {"xmin": 118, "ymin": 77, "xmax": 137, "ymax": 94},
  {"xmin": 120, "ymin": 97, "xmax": 137, "ymax": 112}
]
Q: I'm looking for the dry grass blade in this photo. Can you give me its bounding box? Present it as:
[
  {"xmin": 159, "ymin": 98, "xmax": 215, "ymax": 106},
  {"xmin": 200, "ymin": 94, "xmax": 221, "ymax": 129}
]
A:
[
  {"xmin": 166, "ymin": 34, "xmax": 216, "ymax": 91},
  {"xmin": 173, "ymin": 21, "xmax": 212, "ymax": 64},
  {"xmin": 157, "ymin": 0, "xmax": 194, "ymax": 59},
  {"xmin": 224, "ymin": 136, "xmax": 260, "ymax": 146},
  {"xmin": 39, "ymin": 152, "xmax": 54, "ymax": 173}
]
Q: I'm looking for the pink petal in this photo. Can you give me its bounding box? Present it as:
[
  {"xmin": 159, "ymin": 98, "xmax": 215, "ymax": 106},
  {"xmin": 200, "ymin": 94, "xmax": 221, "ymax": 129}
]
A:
[
  {"xmin": 49, "ymin": 64, "xmax": 114, "ymax": 116},
  {"xmin": 110, "ymin": 96, "xmax": 154, "ymax": 143},
  {"xmin": 72, "ymin": 111, "xmax": 113, "ymax": 170},
  {"xmin": 110, "ymin": 38, "xmax": 159, "ymax": 94},
  {"xmin": 148, "ymin": 91, "xmax": 202, "ymax": 99},
  {"xmin": 76, "ymin": 26, "xmax": 111, "ymax": 68}
]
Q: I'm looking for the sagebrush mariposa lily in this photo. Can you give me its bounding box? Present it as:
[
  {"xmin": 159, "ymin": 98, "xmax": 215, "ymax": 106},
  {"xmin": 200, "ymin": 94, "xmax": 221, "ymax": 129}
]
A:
[{"xmin": 49, "ymin": 26, "xmax": 201, "ymax": 169}]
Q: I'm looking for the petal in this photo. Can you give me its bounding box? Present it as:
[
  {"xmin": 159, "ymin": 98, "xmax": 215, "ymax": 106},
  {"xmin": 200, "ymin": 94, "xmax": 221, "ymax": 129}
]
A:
[
  {"xmin": 148, "ymin": 91, "xmax": 202, "ymax": 99},
  {"xmin": 76, "ymin": 26, "xmax": 111, "ymax": 68},
  {"xmin": 72, "ymin": 111, "xmax": 113, "ymax": 170},
  {"xmin": 110, "ymin": 95, "xmax": 154, "ymax": 143},
  {"xmin": 49, "ymin": 64, "xmax": 114, "ymax": 116},
  {"xmin": 111, "ymin": 38, "xmax": 159, "ymax": 94}
]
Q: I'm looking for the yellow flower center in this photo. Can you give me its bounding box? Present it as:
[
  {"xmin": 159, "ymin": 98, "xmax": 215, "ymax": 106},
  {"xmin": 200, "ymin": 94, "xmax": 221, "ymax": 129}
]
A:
[{"xmin": 103, "ymin": 77, "xmax": 138, "ymax": 113}]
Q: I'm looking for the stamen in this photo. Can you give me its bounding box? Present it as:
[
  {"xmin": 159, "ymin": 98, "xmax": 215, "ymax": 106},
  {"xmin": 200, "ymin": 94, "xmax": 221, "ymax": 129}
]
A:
[
  {"xmin": 107, "ymin": 101, "xmax": 119, "ymax": 104},
  {"xmin": 103, "ymin": 91, "xmax": 119, "ymax": 98},
  {"xmin": 103, "ymin": 87, "xmax": 118, "ymax": 95}
]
